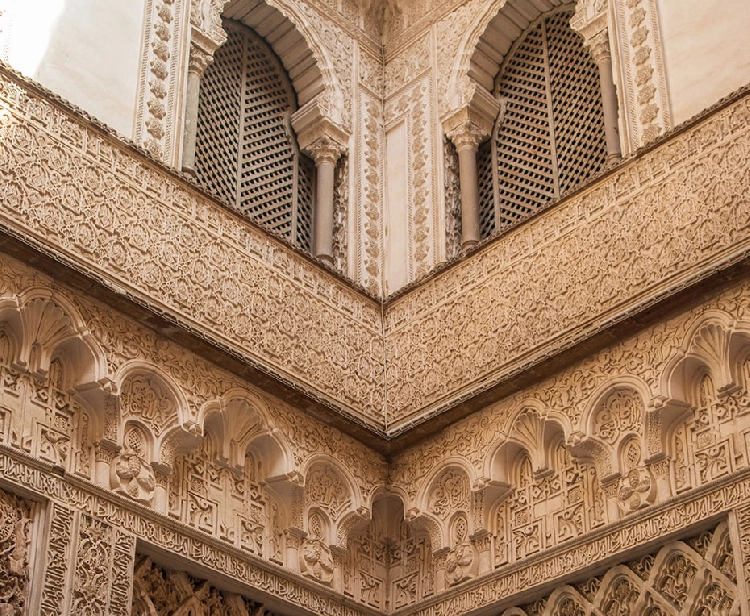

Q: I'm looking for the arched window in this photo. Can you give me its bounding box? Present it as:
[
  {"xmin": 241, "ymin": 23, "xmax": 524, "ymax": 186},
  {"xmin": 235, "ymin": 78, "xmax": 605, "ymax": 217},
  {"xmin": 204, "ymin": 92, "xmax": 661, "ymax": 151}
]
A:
[
  {"xmin": 477, "ymin": 8, "xmax": 607, "ymax": 239},
  {"xmin": 194, "ymin": 20, "xmax": 314, "ymax": 252}
]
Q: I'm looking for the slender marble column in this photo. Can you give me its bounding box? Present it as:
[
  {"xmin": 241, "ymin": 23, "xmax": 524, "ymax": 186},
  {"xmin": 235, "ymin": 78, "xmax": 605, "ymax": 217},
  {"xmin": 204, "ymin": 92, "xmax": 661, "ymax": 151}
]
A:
[
  {"xmin": 181, "ymin": 43, "xmax": 214, "ymax": 174},
  {"xmin": 447, "ymin": 122, "xmax": 486, "ymax": 248},
  {"xmin": 308, "ymin": 138, "xmax": 344, "ymax": 265},
  {"xmin": 588, "ymin": 31, "xmax": 622, "ymax": 162}
]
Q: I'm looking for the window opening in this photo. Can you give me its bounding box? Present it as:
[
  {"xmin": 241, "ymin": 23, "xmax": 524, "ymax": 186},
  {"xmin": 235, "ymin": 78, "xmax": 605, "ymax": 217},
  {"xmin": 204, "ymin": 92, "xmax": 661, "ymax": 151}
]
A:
[
  {"xmin": 194, "ymin": 20, "xmax": 314, "ymax": 252},
  {"xmin": 478, "ymin": 9, "xmax": 607, "ymax": 239}
]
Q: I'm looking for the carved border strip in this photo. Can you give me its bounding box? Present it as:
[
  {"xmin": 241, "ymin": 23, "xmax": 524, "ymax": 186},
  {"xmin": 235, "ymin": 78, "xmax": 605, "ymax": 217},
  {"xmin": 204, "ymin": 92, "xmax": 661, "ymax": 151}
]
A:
[
  {"xmin": 0, "ymin": 446, "xmax": 379, "ymax": 616},
  {"xmin": 3, "ymin": 442, "xmax": 750, "ymax": 615},
  {"xmin": 396, "ymin": 467, "xmax": 750, "ymax": 616}
]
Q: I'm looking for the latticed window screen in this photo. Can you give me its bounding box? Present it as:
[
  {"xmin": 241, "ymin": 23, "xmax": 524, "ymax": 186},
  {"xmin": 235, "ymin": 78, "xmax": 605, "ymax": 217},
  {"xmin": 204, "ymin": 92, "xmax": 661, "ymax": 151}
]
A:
[
  {"xmin": 194, "ymin": 20, "xmax": 314, "ymax": 252},
  {"xmin": 478, "ymin": 9, "xmax": 607, "ymax": 238}
]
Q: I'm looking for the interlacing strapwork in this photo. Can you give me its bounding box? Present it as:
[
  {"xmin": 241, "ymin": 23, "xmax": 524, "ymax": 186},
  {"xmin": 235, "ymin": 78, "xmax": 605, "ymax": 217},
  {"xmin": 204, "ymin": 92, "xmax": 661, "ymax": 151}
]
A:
[
  {"xmin": 500, "ymin": 520, "xmax": 739, "ymax": 616},
  {"xmin": 194, "ymin": 20, "xmax": 314, "ymax": 252},
  {"xmin": 477, "ymin": 9, "xmax": 607, "ymax": 238}
]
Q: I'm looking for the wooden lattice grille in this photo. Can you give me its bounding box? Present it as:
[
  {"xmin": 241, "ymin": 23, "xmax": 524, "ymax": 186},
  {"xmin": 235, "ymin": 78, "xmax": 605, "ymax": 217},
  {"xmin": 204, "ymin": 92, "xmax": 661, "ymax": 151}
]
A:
[
  {"xmin": 194, "ymin": 20, "xmax": 314, "ymax": 250},
  {"xmin": 480, "ymin": 9, "xmax": 607, "ymax": 238}
]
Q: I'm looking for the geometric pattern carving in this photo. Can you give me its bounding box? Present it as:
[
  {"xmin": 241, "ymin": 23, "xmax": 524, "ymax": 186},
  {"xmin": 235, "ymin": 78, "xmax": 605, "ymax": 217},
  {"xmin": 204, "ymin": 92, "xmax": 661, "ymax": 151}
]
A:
[
  {"xmin": 501, "ymin": 520, "xmax": 739, "ymax": 615},
  {"xmin": 346, "ymin": 518, "xmax": 434, "ymax": 610},
  {"xmin": 672, "ymin": 368, "xmax": 750, "ymax": 494},
  {"xmin": 494, "ymin": 441, "xmax": 604, "ymax": 567},
  {"xmin": 171, "ymin": 440, "xmax": 270, "ymax": 556}
]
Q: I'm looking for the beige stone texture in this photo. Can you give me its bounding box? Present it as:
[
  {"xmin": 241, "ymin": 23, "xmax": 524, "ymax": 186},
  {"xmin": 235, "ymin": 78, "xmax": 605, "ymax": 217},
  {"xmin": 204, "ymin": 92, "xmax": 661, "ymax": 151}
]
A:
[{"xmin": 0, "ymin": 1, "xmax": 748, "ymax": 615}]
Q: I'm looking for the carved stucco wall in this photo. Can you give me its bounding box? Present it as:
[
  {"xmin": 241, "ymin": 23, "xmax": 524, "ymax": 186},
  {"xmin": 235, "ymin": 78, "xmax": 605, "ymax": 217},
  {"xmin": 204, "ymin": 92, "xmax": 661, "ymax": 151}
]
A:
[
  {"xmin": 384, "ymin": 85, "xmax": 750, "ymax": 430},
  {"xmin": 2, "ymin": 232, "xmax": 750, "ymax": 614},
  {"xmin": 1, "ymin": 0, "xmax": 746, "ymax": 294},
  {"xmin": 2, "ymin": 59, "xmax": 750, "ymax": 433}
]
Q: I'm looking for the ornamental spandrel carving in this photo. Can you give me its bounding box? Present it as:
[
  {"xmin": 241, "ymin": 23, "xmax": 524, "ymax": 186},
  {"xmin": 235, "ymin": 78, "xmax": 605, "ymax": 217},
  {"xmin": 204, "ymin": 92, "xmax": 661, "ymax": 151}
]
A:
[
  {"xmin": 428, "ymin": 469, "xmax": 469, "ymax": 520},
  {"xmin": 111, "ymin": 425, "xmax": 157, "ymax": 504},
  {"xmin": 132, "ymin": 555, "xmax": 267, "ymax": 615},
  {"xmin": 119, "ymin": 373, "xmax": 178, "ymax": 438},
  {"xmin": 444, "ymin": 513, "xmax": 475, "ymax": 586}
]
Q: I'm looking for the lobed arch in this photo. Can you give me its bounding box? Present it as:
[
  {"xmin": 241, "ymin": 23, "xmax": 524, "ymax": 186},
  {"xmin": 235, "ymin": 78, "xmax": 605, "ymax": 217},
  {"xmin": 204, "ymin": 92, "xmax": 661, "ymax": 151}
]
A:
[
  {"xmin": 417, "ymin": 457, "xmax": 477, "ymax": 511},
  {"xmin": 661, "ymin": 311, "xmax": 738, "ymax": 403},
  {"xmin": 413, "ymin": 462, "xmax": 474, "ymax": 550},
  {"xmin": 197, "ymin": 389, "xmax": 291, "ymax": 478},
  {"xmin": 302, "ymin": 454, "xmax": 368, "ymax": 547},
  {"xmin": 198, "ymin": 0, "xmax": 344, "ymax": 123},
  {"xmin": 14, "ymin": 289, "xmax": 107, "ymax": 386},
  {"xmin": 113, "ymin": 361, "xmax": 197, "ymax": 468},
  {"xmin": 564, "ymin": 377, "xmax": 652, "ymax": 479},
  {"xmin": 487, "ymin": 403, "xmax": 571, "ymax": 481}
]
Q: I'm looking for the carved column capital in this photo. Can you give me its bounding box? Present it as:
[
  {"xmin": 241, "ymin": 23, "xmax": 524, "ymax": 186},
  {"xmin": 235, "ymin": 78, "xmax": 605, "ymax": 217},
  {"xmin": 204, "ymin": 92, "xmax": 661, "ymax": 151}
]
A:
[
  {"xmin": 292, "ymin": 97, "xmax": 350, "ymax": 163},
  {"xmin": 442, "ymin": 81, "xmax": 500, "ymax": 151},
  {"xmin": 445, "ymin": 121, "xmax": 487, "ymax": 153},
  {"xmin": 305, "ymin": 135, "xmax": 348, "ymax": 166},
  {"xmin": 570, "ymin": 1, "xmax": 611, "ymax": 61},
  {"xmin": 187, "ymin": 28, "xmax": 220, "ymax": 78},
  {"xmin": 586, "ymin": 29, "xmax": 612, "ymax": 64}
]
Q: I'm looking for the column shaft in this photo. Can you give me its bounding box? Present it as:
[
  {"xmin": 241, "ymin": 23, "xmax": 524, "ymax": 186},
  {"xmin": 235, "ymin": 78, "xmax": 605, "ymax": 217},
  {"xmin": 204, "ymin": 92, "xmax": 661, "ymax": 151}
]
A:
[
  {"xmin": 314, "ymin": 159, "xmax": 336, "ymax": 264},
  {"xmin": 457, "ymin": 145, "xmax": 481, "ymax": 248},
  {"xmin": 597, "ymin": 53, "xmax": 622, "ymax": 161},
  {"xmin": 181, "ymin": 69, "xmax": 202, "ymax": 173}
]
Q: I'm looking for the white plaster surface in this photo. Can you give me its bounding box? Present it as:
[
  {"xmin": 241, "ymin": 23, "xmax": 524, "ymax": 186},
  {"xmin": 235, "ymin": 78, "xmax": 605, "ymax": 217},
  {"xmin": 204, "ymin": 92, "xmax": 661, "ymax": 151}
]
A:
[
  {"xmin": 4, "ymin": 0, "xmax": 145, "ymax": 137},
  {"xmin": 385, "ymin": 122, "xmax": 409, "ymax": 294},
  {"xmin": 657, "ymin": 0, "xmax": 750, "ymax": 125}
]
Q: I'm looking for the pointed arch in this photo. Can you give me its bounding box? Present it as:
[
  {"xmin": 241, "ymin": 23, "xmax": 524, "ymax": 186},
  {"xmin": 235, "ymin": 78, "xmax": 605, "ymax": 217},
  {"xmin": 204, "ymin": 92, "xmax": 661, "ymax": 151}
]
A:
[{"xmin": 445, "ymin": 0, "xmax": 572, "ymax": 116}]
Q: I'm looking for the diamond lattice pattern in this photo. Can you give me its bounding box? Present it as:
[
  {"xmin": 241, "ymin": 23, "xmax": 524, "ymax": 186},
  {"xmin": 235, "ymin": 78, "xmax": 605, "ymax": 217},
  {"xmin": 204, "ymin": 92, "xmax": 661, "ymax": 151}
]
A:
[
  {"xmin": 479, "ymin": 10, "xmax": 607, "ymax": 238},
  {"xmin": 194, "ymin": 21, "xmax": 314, "ymax": 250}
]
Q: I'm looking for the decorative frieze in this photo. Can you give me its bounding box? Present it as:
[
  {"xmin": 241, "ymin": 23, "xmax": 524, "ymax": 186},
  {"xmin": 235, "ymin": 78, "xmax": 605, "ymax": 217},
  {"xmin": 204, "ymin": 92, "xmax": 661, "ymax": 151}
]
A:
[
  {"xmin": 385, "ymin": 88, "xmax": 750, "ymax": 428},
  {"xmin": 0, "ymin": 65, "xmax": 384, "ymax": 428}
]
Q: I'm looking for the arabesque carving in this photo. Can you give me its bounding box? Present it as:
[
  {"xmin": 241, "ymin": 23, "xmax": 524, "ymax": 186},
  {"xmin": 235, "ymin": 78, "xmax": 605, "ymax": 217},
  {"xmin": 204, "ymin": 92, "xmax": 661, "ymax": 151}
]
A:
[
  {"xmin": 0, "ymin": 487, "xmax": 31, "ymax": 615},
  {"xmin": 499, "ymin": 520, "xmax": 738, "ymax": 616},
  {"xmin": 0, "ymin": 7, "xmax": 750, "ymax": 616}
]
